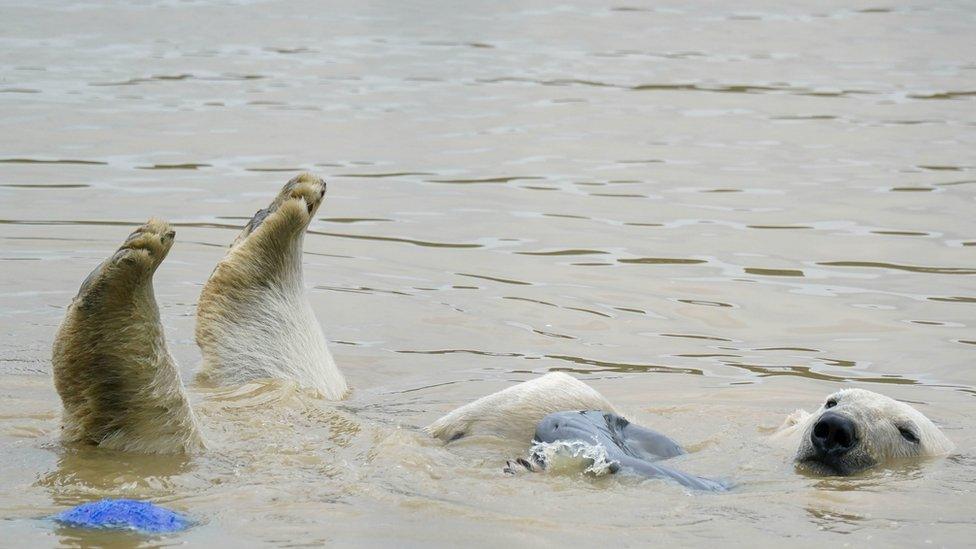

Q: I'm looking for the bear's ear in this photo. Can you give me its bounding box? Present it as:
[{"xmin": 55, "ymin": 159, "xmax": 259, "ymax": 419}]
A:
[
  {"xmin": 781, "ymin": 409, "xmax": 810, "ymax": 429},
  {"xmin": 767, "ymin": 409, "xmax": 812, "ymax": 445}
]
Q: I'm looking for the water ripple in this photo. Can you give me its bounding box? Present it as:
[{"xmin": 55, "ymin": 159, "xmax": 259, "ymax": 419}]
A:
[
  {"xmin": 720, "ymin": 361, "xmax": 919, "ymax": 385},
  {"xmin": 928, "ymin": 296, "xmax": 976, "ymax": 303},
  {"xmin": 908, "ymin": 91, "xmax": 976, "ymax": 100},
  {"xmin": 0, "ymin": 219, "xmax": 483, "ymax": 250},
  {"xmin": 743, "ymin": 267, "xmax": 805, "ymax": 277},
  {"xmin": 137, "ymin": 163, "xmax": 211, "ymax": 170},
  {"xmin": 676, "ymin": 299, "xmax": 735, "ymax": 308},
  {"xmin": 515, "ymin": 249, "xmax": 608, "ymax": 256},
  {"xmin": 0, "ymin": 158, "xmax": 106, "ymax": 165},
  {"xmin": 618, "ymin": 257, "xmax": 707, "ymax": 265},
  {"xmin": 457, "ymin": 273, "xmax": 531, "ymax": 286},
  {"xmin": 336, "ymin": 172, "xmax": 434, "ymax": 178},
  {"xmin": 0, "ymin": 184, "xmax": 89, "ymax": 189},
  {"xmin": 660, "ymin": 333, "xmax": 735, "ymax": 342},
  {"xmin": 426, "ymin": 176, "xmax": 544, "ymax": 184},
  {"xmin": 89, "ymin": 73, "xmax": 264, "ymax": 87},
  {"xmin": 546, "ymin": 355, "xmax": 703, "ymax": 375},
  {"xmin": 396, "ymin": 349, "xmax": 523, "ymax": 357},
  {"xmin": 474, "ymin": 76, "xmax": 889, "ymax": 99},
  {"xmin": 308, "ymin": 230, "xmax": 482, "ymax": 249},
  {"xmin": 818, "ymin": 261, "xmax": 976, "ymax": 275}
]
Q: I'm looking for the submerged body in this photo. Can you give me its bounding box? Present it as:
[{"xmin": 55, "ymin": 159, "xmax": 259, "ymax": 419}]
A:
[
  {"xmin": 431, "ymin": 373, "xmax": 954, "ymax": 482},
  {"xmin": 428, "ymin": 373, "xmax": 726, "ymax": 490}
]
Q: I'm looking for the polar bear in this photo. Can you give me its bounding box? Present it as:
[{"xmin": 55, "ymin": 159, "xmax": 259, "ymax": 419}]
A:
[
  {"xmin": 427, "ymin": 373, "xmax": 954, "ymax": 479},
  {"xmin": 51, "ymin": 174, "xmax": 345, "ymax": 453}
]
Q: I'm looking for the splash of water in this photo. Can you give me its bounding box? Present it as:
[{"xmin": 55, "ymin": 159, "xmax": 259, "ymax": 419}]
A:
[{"xmin": 528, "ymin": 440, "xmax": 619, "ymax": 476}]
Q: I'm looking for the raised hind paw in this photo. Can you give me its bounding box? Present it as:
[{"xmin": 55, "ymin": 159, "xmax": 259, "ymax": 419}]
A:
[
  {"xmin": 74, "ymin": 218, "xmax": 175, "ymax": 307},
  {"xmin": 233, "ymin": 172, "xmax": 326, "ymax": 247},
  {"xmin": 114, "ymin": 218, "xmax": 176, "ymax": 267}
]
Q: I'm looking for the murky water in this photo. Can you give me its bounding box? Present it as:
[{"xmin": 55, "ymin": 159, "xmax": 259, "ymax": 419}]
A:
[{"xmin": 1, "ymin": 1, "xmax": 974, "ymax": 546}]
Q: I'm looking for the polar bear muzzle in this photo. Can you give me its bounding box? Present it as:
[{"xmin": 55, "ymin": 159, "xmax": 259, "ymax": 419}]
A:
[{"xmin": 803, "ymin": 411, "xmax": 875, "ymax": 475}]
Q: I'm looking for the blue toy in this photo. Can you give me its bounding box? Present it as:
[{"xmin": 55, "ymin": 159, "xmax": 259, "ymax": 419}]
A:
[{"xmin": 54, "ymin": 499, "xmax": 190, "ymax": 533}]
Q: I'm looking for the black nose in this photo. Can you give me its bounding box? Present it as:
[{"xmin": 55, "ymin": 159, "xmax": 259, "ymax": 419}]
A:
[{"xmin": 811, "ymin": 413, "xmax": 857, "ymax": 456}]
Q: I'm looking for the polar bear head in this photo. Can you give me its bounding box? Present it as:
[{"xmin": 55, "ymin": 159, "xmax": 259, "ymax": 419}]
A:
[{"xmin": 793, "ymin": 388, "xmax": 953, "ymax": 475}]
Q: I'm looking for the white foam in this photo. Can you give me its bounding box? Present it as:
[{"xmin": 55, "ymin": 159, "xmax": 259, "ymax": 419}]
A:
[{"xmin": 528, "ymin": 440, "xmax": 619, "ymax": 476}]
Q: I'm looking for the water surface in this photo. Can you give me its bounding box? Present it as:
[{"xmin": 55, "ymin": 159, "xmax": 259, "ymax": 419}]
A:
[{"xmin": 1, "ymin": 1, "xmax": 974, "ymax": 546}]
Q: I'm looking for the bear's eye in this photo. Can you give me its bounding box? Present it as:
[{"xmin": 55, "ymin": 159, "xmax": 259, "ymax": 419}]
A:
[
  {"xmin": 897, "ymin": 425, "xmax": 919, "ymax": 444},
  {"xmin": 825, "ymin": 399, "xmax": 837, "ymax": 409}
]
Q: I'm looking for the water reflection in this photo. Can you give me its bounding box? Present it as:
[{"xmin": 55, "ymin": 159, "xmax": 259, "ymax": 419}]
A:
[
  {"xmin": 38, "ymin": 447, "xmax": 193, "ymax": 503},
  {"xmin": 52, "ymin": 524, "xmax": 174, "ymax": 549}
]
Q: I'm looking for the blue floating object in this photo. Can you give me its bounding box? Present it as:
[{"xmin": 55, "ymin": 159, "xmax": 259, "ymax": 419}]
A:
[{"xmin": 55, "ymin": 499, "xmax": 190, "ymax": 533}]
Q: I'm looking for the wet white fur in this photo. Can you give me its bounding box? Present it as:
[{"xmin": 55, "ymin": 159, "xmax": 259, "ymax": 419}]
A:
[
  {"xmin": 196, "ymin": 174, "xmax": 347, "ymax": 400},
  {"xmin": 52, "ymin": 219, "xmax": 205, "ymax": 453},
  {"xmin": 426, "ymin": 372, "xmax": 616, "ymax": 442},
  {"xmin": 53, "ymin": 175, "xmax": 346, "ymax": 455},
  {"xmin": 197, "ymin": 232, "xmax": 346, "ymax": 399},
  {"xmin": 778, "ymin": 387, "xmax": 954, "ymax": 462},
  {"xmin": 433, "ymin": 375, "xmax": 953, "ymax": 473}
]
